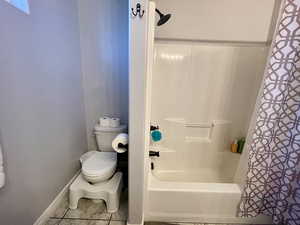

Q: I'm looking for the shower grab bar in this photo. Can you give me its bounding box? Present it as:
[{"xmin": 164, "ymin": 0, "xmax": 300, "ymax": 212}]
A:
[{"xmin": 185, "ymin": 123, "xmax": 214, "ymax": 128}]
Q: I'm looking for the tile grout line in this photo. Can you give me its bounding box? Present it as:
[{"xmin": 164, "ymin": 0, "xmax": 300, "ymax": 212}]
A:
[
  {"xmin": 57, "ymin": 218, "xmax": 114, "ymax": 221},
  {"xmin": 57, "ymin": 218, "xmax": 113, "ymax": 221},
  {"xmin": 57, "ymin": 208, "xmax": 70, "ymax": 225},
  {"xmin": 49, "ymin": 207, "xmax": 69, "ymax": 219},
  {"xmin": 108, "ymin": 213, "xmax": 113, "ymax": 225}
]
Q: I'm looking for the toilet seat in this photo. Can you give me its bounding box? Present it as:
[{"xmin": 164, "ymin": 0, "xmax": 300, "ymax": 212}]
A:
[{"xmin": 81, "ymin": 152, "xmax": 117, "ymax": 183}]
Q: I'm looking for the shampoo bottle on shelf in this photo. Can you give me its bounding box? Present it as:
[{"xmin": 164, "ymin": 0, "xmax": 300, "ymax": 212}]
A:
[
  {"xmin": 231, "ymin": 139, "xmax": 238, "ymax": 153},
  {"xmin": 237, "ymin": 137, "xmax": 246, "ymax": 153}
]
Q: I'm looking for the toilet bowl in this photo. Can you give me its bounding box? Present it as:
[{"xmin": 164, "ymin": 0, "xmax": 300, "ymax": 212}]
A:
[{"xmin": 80, "ymin": 151, "xmax": 117, "ymax": 183}]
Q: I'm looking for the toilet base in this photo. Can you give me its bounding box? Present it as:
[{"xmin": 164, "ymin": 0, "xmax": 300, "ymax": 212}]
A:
[{"xmin": 69, "ymin": 172, "xmax": 123, "ymax": 213}]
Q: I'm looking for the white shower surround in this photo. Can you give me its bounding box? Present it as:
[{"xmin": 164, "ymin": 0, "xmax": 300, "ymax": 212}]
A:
[
  {"xmin": 144, "ymin": 6, "xmax": 271, "ymax": 223},
  {"xmin": 149, "ymin": 42, "xmax": 269, "ymax": 184}
]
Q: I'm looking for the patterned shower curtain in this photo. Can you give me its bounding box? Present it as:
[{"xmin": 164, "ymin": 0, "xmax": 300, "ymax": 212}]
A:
[{"xmin": 239, "ymin": 0, "xmax": 300, "ymax": 225}]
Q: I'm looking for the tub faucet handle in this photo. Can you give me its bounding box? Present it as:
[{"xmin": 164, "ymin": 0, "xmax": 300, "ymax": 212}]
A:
[
  {"xmin": 150, "ymin": 125, "xmax": 159, "ymax": 131},
  {"xmin": 149, "ymin": 151, "xmax": 160, "ymax": 157}
]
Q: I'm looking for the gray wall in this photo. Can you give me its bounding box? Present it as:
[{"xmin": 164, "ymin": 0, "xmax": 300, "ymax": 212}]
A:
[
  {"xmin": 78, "ymin": 0, "xmax": 129, "ymax": 150},
  {"xmin": 0, "ymin": 1, "xmax": 87, "ymax": 225}
]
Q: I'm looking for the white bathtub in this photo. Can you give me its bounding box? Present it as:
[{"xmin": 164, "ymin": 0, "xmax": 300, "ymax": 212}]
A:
[{"xmin": 145, "ymin": 170, "xmax": 272, "ymax": 224}]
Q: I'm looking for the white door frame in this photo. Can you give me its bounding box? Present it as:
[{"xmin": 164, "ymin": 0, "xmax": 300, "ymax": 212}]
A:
[{"xmin": 128, "ymin": 1, "xmax": 149, "ymax": 225}]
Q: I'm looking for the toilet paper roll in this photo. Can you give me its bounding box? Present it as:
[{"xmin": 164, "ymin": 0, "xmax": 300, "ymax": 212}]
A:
[
  {"xmin": 110, "ymin": 118, "xmax": 120, "ymax": 128},
  {"xmin": 99, "ymin": 117, "xmax": 110, "ymax": 127},
  {"xmin": 112, "ymin": 133, "xmax": 128, "ymax": 153}
]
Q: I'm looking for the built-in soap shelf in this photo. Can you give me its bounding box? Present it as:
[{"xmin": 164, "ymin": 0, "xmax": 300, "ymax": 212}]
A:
[
  {"xmin": 150, "ymin": 145, "xmax": 175, "ymax": 153},
  {"xmin": 164, "ymin": 117, "xmax": 231, "ymax": 143},
  {"xmin": 165, "ymin": 117, "xmax": 230, "ymax": 126},
  {"xmin": 185, "ymin": 137, "xmax": 211, "ymax": 143},
  {"xmin": 185, "ymin": 122, "xmax": 214, "ymax": 128}
]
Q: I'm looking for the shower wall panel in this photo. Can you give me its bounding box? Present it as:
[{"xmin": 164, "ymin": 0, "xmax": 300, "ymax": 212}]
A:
[{"xmin": 150, "ymin": 41, "xmax": 268, "ymax": 182}]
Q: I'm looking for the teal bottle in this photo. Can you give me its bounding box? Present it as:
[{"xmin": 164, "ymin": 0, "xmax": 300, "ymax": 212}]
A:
[{"xmin": 151, "ymin": 130, "xmax": 162, "ymax": 142}]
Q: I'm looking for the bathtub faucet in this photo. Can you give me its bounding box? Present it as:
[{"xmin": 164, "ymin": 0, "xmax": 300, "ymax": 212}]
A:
[
  {"xmin": 149, "ymin": 151, "xmax": 160, "ymax": 157},
  {"xmin": 150, "ymin": 125, "xmax": 159, "ymax": 131}
]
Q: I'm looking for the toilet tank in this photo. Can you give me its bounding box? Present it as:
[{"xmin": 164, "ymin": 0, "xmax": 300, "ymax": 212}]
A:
[{"xmin": 94, "ymin": 124, "xmax": 127, "ymax": 152}]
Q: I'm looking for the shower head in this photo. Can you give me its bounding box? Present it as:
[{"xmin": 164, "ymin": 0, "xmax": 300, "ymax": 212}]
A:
[{"xmin": 155, "ymin": 8, "xmax": 171, "ymax": 26}]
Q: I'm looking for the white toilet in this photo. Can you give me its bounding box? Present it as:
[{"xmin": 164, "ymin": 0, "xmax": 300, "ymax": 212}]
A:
[{"xmin": 69, "ymin": 124, "xmax": 127, "ymax": 212}]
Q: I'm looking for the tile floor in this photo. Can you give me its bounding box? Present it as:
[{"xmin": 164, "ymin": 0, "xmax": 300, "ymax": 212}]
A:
[
  {"xmin": 44, "ymin": 190, "xmax": 127, "ymax": 225},
  {"xmin": 44, "ymin": 190, "xmax": 266, "ymax": 225}
]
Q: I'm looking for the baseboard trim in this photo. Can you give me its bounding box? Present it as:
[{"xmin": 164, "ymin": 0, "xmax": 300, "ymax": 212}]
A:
[
  {"xmin": 127, "ymin": 215, "xmax": 144, "ymax": 225},
  {"xmin": 33, "ymin": 170, "xmax": 80, "ymax": 225},
  {"xmin": 127, "ymin": 222, "xmax": 144, "ymax": 225}
]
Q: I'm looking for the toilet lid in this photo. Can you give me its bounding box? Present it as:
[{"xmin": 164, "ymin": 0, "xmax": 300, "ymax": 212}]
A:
[{"xmin": 81, "ymin": 152, "xmax": 117, "ymax": 177}]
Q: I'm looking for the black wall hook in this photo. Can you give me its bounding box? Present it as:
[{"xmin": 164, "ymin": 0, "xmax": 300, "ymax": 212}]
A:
[{"xmin": 131, "ymin": 3, "xmax": 144, "ymax": 18}]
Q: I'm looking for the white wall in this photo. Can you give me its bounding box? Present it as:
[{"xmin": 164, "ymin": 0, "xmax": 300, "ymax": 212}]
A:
[
  {"xmin": 152, "ymin": 42, "xmax": 268, "ymax": 129},
  {"xmin": 0, "ymin": 1, "xmax": 86, "ymax": 224},
  {"xmin": 153, "ymin": 0, "xmax": 277, "ymax": 42},
  {"xmin": 128, "ymin": 0, "xmax": 150, "ymax": 225},
  {"xmin": 78, "ymin": 0, "xmax": 129, "ymax": 150},
  {"xmin": 150, "ymin": 41, "xmax": 268, "ymax": 181}
]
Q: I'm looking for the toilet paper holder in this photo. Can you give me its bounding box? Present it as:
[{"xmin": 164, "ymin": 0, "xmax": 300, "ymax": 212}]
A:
[{"xmin": 118, "ymin": 143, "xmax": 128, "ymax": 150}]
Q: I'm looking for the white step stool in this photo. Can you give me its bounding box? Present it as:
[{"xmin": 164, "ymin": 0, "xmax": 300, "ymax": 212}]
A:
[{"xmin": 69, "ymin": 172, "xmax": 123, "ymax": 213}]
